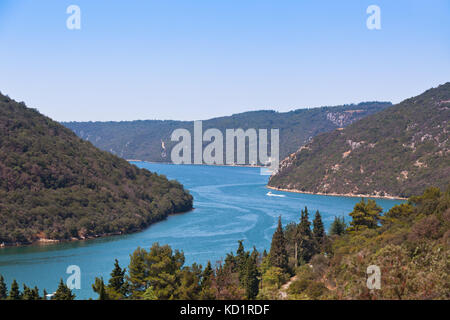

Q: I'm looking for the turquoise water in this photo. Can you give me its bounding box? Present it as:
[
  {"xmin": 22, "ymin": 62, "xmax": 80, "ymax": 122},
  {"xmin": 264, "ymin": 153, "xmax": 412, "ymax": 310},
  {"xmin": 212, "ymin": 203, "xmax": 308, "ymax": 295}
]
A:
[{"xmin": 0, "ymin": 163, "xmax": 403, "ymax": 299}]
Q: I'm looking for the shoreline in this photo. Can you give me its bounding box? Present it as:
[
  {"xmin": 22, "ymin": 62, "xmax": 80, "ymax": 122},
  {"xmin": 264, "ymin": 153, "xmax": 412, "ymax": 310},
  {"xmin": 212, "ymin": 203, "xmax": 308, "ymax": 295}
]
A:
[
  {"xmin": 127, "ymin": 159, "xmax": 267, "ymax": 169},
  {"xmin": 0, "ymin": 207, "xmax": 195, "ymax": 249},
  {"xmin": 266, "ymin": 185, "xmax": 407, "ymax": 200}
]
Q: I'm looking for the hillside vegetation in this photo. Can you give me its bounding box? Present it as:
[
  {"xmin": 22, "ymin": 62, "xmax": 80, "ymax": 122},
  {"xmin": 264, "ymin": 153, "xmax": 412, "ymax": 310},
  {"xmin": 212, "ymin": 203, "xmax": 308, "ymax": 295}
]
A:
[
  {"xmin": 269, "ymin": 83, "xmax": 450, "ymax": 198},
  {"xmin": 285, "ymin": 186, "xmax": 449, "ymax": 300},
  {"xmin": 1, "ymin": 186, "xmax": 448, "ymax": 300},
  {"xmin": 0, "ymin": 93, "xmax": 193, "ymax": 245},
  {"xmin": 63, "ymin": 102, "xmax": 391, "ymax": 164}
]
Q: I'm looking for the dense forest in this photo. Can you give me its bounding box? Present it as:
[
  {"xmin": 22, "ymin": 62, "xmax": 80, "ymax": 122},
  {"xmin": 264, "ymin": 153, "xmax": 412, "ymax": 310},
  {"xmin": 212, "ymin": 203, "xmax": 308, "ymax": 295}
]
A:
[
  {"xmin": 0, "ymin": 93, "xmax": 193, "ymax": 245},
  {"xmin": 2, "ymin": 185, "xmax": 448, "ymax": 300},
  {"xmin": 269, "ymin": 83, "xmax": 450, "ymax": 198},
  {"xmin": 63, "ymin": 102, "xmax": 391, "ymax": 164}
]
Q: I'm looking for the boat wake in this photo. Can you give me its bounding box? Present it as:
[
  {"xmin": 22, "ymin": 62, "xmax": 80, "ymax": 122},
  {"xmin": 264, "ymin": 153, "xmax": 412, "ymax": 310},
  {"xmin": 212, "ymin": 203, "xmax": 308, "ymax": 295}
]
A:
[{"xmin": 266, "ymin": 191, "xmax": 286, "ymax": 198}]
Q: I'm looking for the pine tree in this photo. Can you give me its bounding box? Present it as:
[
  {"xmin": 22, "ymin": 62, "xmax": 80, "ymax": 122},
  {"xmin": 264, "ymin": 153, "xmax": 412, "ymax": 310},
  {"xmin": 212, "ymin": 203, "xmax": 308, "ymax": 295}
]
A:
[
  {"xmin": 128, "ymin": 243, "xmax": 184, "ymax": 300},
  {"xmin": 43, "ymin": 289, "xmax": 48, "ymax": 300},
  {"xmin": 22, "ymin": 284, "xmax": 33, "ymax": 300},
  {"xmin": 269, "ymin": 216, "xmax": 288, "ymax": 272},
  {"xmin": 250, "ymin": 246, "xmax": 259, "ymax": 263},
  {"xmin": 176, "ymin": 264, "xmax": 202, "ymax": 299},
  {"xmin": 92, "ymin": 277, "xmax": 108, "ymax": 300},
  {"xmin": 201, "ymin": 261, "xmax": 213, "ymax": 288},
  {"xmin": 52, "ymin": 279, "xmax": 75, "ymax": 300},
  {"xmin": 8, "ymin": 280, "xmax": 21, "ymax": 300},
  {"xmin": 297, "ymin": 207, "xmax": 316, "ymax": 264},
  {"xmin": 236, "ymin": 240, "xmax": 250, "ymax": 286},
  {"xmin": 0, "ymin": 275, "xmax": 7, "ymax": 299},
  {"xmin": 348, "ymin": 198, "xmax": 383, "ymax": 231},
  {"xmin": 244, "ymin": 255, "xmax": 260, "ymax": 299},
  {"xmin": 330, "ymin": 216, "xmax": 347, "ymax": 235},
  {"xmin": 108, "ymin": 259, "xmax": 127, "ymax": 296},
  {"xmin": 22, "ymin": 285, "xmax": 40, "ymax": 300},
  {"xmin": 298, "ymin": 207, "xmax": 312, "ymax": 236},
  {"xmin": 199, "ymin": 261, "xmax": 215, "ymax": 300},
  {"xmin": 126, "ymin": 247, "xmax": 149, "ymax": 296},
  {"xmin": 313, "ymin": 210, "xmax": 325, "ymax": 247},
  {"xmin": 32, "ymin": 286, "xmax": 41, "ymax": 300},
  {"xmin": 236, "ymin": 240, "xmax": 245, "ymax": 261}
]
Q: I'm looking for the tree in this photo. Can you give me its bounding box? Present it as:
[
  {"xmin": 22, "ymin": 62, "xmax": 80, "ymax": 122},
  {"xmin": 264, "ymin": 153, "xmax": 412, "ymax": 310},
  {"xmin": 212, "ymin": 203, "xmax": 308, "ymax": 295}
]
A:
[
  {"xmin": 22, "ymin": 284, "xmax": 40, "ymax": 300},
  {"xmin": 22, "ymin": 284, "xmax": 41, "ymax": 300},
  {"xmin": 348, "ymin": 199, "xmax": 383, "ymax": 231},
  {"xmin": 176, "ymin": 264, "xmax": 202, "ymax": 299},
  {"xmin": 0, "ymin": 275, "xmax": 7, "ymax": 299},
  {"xmin": 23, "ymin": 285, "xmax": 33, "ymax": 300},
  {"xmin": 199, "ymin": 261, "xmax": 216, "ymax": 300},
  {"xmin": 108, "ymin": 259, "xmax": 127, "ymax": 297},
  {"xmin": 313, "ymin": 210, "xmax": 325, "ymax": 245},
  {"xmin": 92, "ymin": 277, "xmax": 108, "ymax": 300},
  {"xmin": 8, "ymin": 280, "xmax": 21, "ymax": 300},
  {"xmin": 243, "ymin": 255, "xmax": 260, "ymax": 299},
  {"xmin": 236, "ymin": 240, "xmax": 250, "ymax": 287},
  {"xmin": 146, "ymin": 243, "xmax": 185, "ymax": 299},
  {"xmin": 52, "ymin": 279, "xmax": 75, "ymax": 300},
  {"xmin": 201, "ymin": 261, "xmax": 213, "ymax": 288},
  {"xmin": 269, "ymin": 216, "xmax": 288, "ymax": 272},
  {"xmin": 330, "ymin": 216, "xmax": 347, "ymax": 236},
  {"xmin": 126, "ymin": 247, "xmax": 149, "ymax": 297},
  {"xmin": 127, "ymin": 243, "xmax": 185, "ymax": 299},
  {"xmin": 384, "ymin": 203, "xmax": 415, "ymax": 222},
  {"xmin": 259, "ymin": 267, "xmax": 288, "ymax": 299},
  {"xmin": 297, "ymin": 207, "xmax": 316, "ymax": 263}
]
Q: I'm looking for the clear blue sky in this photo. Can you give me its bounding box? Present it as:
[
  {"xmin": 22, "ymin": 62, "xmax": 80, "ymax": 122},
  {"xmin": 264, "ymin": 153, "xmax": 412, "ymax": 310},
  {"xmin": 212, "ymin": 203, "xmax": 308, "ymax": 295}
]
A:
[{"xmin": 0, "ymin": 0, "xmax": 448, "ymax": 121}]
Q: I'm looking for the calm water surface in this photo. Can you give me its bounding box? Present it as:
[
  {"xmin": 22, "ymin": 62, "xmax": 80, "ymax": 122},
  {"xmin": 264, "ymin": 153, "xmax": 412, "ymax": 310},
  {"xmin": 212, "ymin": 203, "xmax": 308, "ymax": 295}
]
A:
[{"xmin": 0, "ymin": 163, "xmax": 403, "ymax": 299}]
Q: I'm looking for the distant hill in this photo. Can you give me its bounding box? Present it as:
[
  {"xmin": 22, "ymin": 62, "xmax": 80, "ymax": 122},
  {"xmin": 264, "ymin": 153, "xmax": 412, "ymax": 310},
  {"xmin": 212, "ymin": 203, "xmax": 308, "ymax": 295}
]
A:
[
  {"xmin": 0, "ymin": 93, "xmax": 193, "ymax": 245},
  {"xmin": 269, "ymin": 83, "xmax": 450, "ymax": 198},
  {"xmin": 62, "ymin": 102, "xmax": 391, "ymax": 164}
]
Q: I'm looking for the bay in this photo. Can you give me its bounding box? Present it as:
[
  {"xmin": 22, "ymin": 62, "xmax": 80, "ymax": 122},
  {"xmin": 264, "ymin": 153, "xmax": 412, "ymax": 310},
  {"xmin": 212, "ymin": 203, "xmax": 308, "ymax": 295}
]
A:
[{"xmin": 0, "ymin": 163, "xmax": 403, "ymax": 299}]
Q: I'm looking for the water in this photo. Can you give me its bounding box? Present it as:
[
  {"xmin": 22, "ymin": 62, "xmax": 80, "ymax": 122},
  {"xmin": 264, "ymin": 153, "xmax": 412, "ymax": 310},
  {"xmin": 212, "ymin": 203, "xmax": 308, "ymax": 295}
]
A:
[{"xmin": 0, "ymin": 163, "xmax": 403, "ymax": 299}]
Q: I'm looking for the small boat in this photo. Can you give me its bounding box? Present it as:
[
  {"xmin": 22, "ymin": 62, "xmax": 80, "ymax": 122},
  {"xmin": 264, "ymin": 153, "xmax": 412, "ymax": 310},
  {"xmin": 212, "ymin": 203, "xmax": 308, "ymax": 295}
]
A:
[{"xmin": 266, "ymin": 191, "xmax": 285, "ymax": 197}]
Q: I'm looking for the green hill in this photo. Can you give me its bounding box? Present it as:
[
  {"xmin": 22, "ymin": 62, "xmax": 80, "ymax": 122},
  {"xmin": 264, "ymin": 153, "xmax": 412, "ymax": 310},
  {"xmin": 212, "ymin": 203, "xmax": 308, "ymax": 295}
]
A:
[
  {"xmin": 0, "ymin": 93, "xmax": 193, "ymax": 246},
  {"xmin": 269, "ymin": 83, "xmax": 450, "ymax": 198},
  {"xmin": 62, "ymin": 102, "xmax": 391, "ymax": 164}
]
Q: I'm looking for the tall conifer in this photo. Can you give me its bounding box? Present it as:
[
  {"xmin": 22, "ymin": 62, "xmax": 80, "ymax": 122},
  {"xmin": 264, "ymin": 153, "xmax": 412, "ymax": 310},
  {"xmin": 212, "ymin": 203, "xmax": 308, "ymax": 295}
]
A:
[
  {"xmin": 269, "ymin": 216, "xmax": 288, "ymax": 272},
  {"xmin": 313, "ymin": 210, "xmax": 325, "ymax": 246},
  {"xmin": 8, "ymin": 280, "xmax": 21, "ymax": 300},
  {"xmin": 0, "ymin": 275, "xmax": 7, "ymax": 299}
]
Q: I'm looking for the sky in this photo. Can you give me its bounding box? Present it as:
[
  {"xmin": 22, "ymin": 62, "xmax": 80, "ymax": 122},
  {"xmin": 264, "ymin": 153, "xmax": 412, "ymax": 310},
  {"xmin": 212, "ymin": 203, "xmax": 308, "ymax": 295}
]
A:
[{"xmin": 0, "ymin": 0, "xmax": 449, "ymax": 122}]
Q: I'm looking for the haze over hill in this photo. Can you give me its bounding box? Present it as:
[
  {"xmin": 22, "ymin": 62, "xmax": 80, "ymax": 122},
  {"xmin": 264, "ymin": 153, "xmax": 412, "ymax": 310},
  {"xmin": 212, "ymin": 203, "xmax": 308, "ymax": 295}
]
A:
[
  {"xmin": 269, "ymin": 83, "xmax": 450, "ymax": 198},
  {"xmin": 0, "ymin": 93, "xmax": 193, "ymax": 246},
  {"xmin": 62, "ymin": 102, "xmax": 391, "ymax": 164}
]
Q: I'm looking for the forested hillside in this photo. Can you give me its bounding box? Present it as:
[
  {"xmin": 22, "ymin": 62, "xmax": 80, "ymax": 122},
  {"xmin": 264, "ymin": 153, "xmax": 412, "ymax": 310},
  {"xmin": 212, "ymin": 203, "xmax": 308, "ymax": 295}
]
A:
[
  {"xmin": 284, "ymin": 186, "xmax": 449, "ymax": 300},
  {"xmin": 269, "ymin": 83, "xmax": 450, "ymax": 198},
  {"xmin": 0, "ymin": 93, "xmax": 193, "ymax": 245},
  {"xmin": 63, "ymin": 102, "xmax": 391, "ymax": 163}
]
